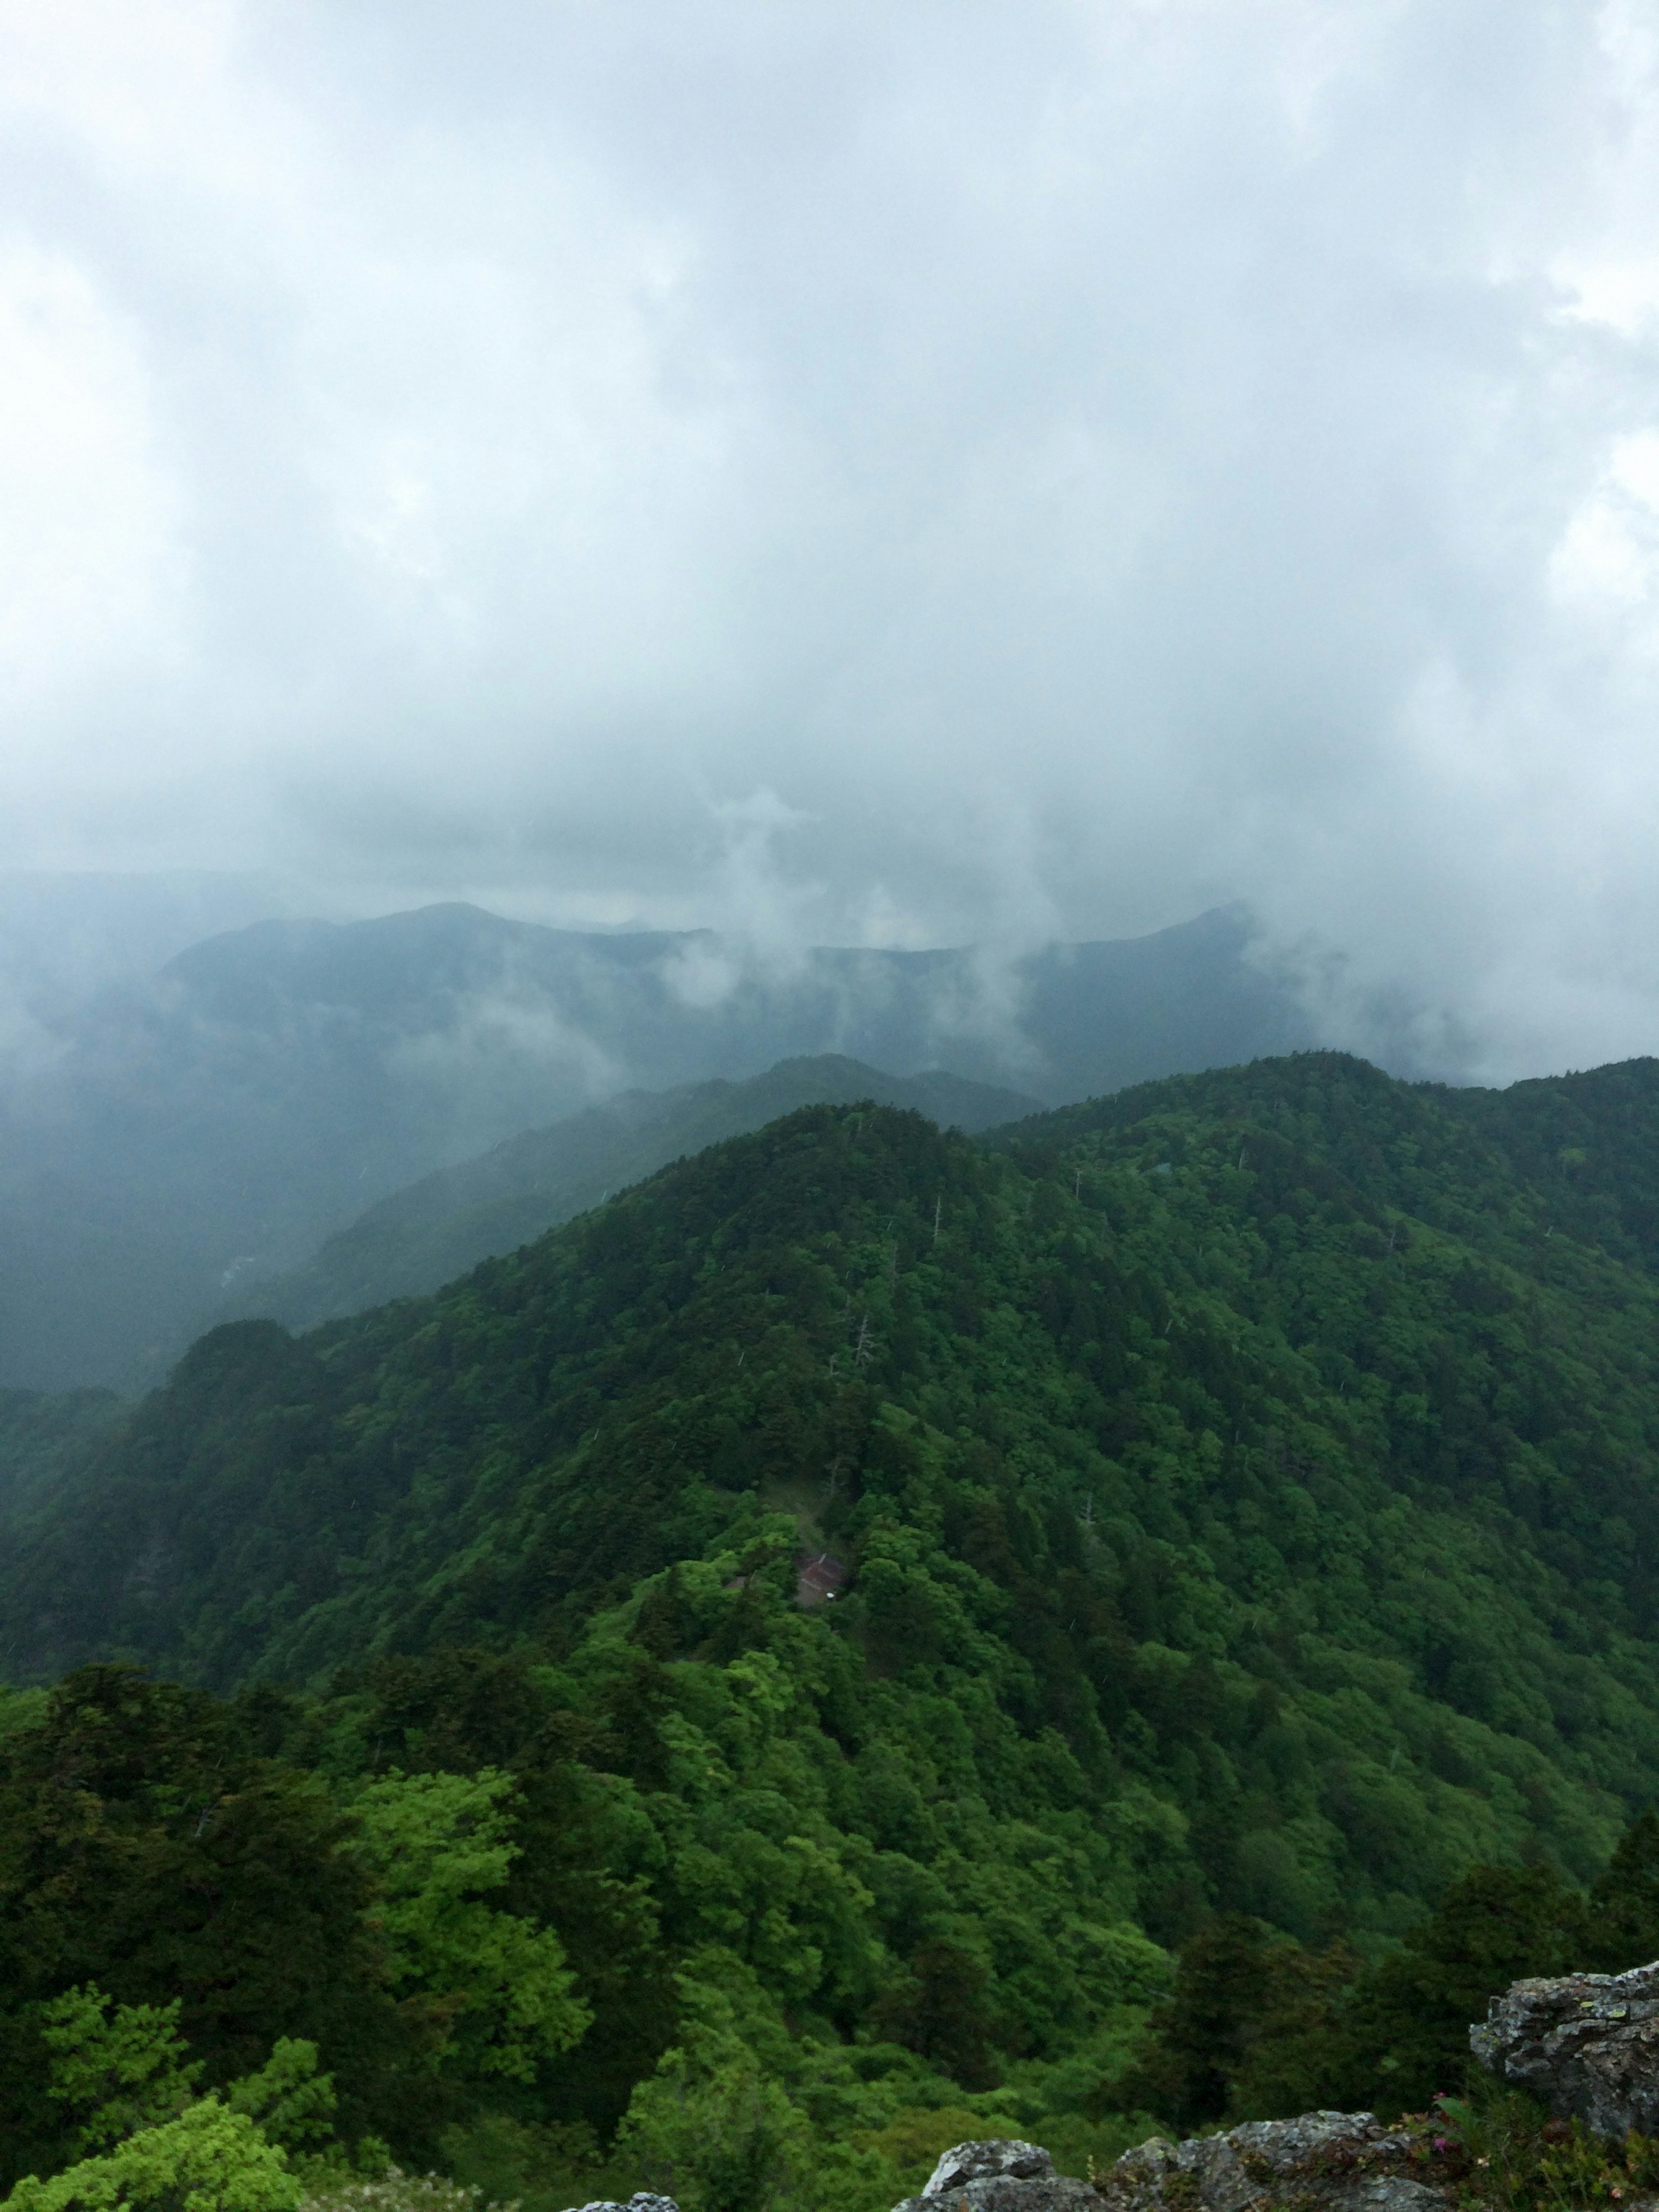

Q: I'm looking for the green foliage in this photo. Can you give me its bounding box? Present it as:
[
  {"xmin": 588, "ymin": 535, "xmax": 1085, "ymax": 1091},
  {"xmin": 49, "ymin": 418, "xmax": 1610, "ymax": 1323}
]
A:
[
  {"xmin": 0, "ymin": 1985, "xmax": 327, "ymax": 2212},
  {"xmin": 1119, "ymin": 1857, "xmax": 1621, "ymax": 2127},
  {"xmin": 871, "ymin": 1941, "xmax": 998, "ymax": 2090},
  {"xmin": 855, "ymin": 2107, "xmax": 986, "ymax": 2177},
  {"xmin": 226, "ymin": 2039, "xmax": 340, "ymax": 2154},
  {"xmin": 432, "ymin": 2116, "xmax": 610, "ymax": 2212},
  {"xmin": 13, "ymin": 1059, "xmax": 1659, "ymax": 2195},
  {"xmin": 1586, "ymin": 1808, "xmax": 1659, "ymax": 1970},
  {"xmin": 348, "ymin": 1769, "xmax": 590, "ymax": 2080},
  {"xmin": 1113, "ymin": 1915, "xmax": 1353, "ymax": 2129},
  {"xmin": 0, "ymin": 2095, "xmax": 301, "ymax": 2212},
  {"xmin": 0, "ymin": 1666, "xmax": 417, "ymax": 2180},
  {"xmin": 0, "ymin": 1672, "xmax": 647, "ymax": 2193},
  {"xmin": 1332, "ymin": 1865, "xmax": 1591, "ymax": 2112},
  {"xmin": 0, "ymin": 1389, "xmax": 122, "ymax": 1522},
  {"xmin": 618, "ymin": 2030, "xmax": 814, "ymax": 2212},
  {"xmin": 40, "ymin": 1986, "xmax": 202, "ymax": 2153},
  {"xmin": 1431, "ymin": 2083, "xmax": 1659, "ymax": 2212}
]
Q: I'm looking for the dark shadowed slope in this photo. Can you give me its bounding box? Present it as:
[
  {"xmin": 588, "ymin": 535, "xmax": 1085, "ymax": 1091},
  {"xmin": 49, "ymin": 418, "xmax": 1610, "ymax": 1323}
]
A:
[
  {"xmin": 226, "ymin": 1055, "xmax": 1039, "ymax": 1331},
  {"xmin": 0, "ymin": 1387, "xmax": 122, "ymax": 1522}
]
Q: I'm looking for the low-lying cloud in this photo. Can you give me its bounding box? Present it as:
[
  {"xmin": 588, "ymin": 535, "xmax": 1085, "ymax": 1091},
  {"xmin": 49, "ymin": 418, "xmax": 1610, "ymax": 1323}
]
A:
[{"xmin": 4, "ymin": 0, "xmax": 1659, "ymax": 1080}]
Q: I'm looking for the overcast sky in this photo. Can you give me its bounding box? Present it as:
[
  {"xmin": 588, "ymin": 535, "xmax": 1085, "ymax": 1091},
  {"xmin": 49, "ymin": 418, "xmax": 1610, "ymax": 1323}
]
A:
[{"xmin": 4, "ymin": 0, "xmax": 1659, "ymax": 1077}]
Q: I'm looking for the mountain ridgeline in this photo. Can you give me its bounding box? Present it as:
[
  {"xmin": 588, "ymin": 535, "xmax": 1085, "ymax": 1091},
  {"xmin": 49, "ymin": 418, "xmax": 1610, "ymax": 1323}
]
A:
[
  {"xmin": 7, "ymin": 1049, "xmax": 1659, "ymax": 2205},
  {"xmin": 0, "ymin": 898, "xmax": 1309, "ymax": 1393},
  {"xmin": 221, "ymin": 1054, "xmax": 1041, "ymax": 1333}
]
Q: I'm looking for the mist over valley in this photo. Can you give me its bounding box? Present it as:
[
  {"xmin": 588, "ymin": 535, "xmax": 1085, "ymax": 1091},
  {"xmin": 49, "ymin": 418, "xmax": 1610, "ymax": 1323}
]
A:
[{"xmin": 0, "ymin": 889, "xmax": 1311, "ymax": 1390}]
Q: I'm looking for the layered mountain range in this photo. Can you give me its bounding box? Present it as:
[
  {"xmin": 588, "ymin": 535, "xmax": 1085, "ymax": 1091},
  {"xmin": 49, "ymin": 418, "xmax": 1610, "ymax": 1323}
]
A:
[
  {"xmin": 219, "ymin": 1054, "xmax": 1040, "ymax": 1333},
  {"xmin": 0, "ymin": 897, "xmax": 1312, "ymax": 1390}
]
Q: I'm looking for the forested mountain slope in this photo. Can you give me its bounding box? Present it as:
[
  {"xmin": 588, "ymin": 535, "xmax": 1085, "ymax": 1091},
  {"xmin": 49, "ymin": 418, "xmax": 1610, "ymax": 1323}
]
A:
[
  {"xmin": 10, "ymin": 1052, "xmax": 1659, "ymax": 1924},
  {"xmin": 0, "ymin": 1386, "xmax": 121, "ymax": 1520},
  {"xmin": 8, "ymin": 1051, "xmax": 1659, "ymax": 2202},
  {"xmin": 222, "ymin": 1055, "xmax": 1039, "ymax": 1333},
  {"xmin": 988, "ymin": 1052, "xmax": 1659, "ymax": 1281}
]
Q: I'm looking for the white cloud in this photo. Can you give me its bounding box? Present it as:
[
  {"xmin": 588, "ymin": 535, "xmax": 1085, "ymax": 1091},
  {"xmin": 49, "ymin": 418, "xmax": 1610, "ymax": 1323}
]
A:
[
  {"xmin": 4, "ymin": 0, "xmax": 1659, "ymax": 1075},
  {"xmin": 0, "ymin": 242, "xmax": 185, "ymax": 715}
]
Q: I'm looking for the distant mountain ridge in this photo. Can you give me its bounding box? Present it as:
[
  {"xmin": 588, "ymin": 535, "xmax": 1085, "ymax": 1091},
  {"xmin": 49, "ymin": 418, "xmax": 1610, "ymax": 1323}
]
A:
[
  {"xmin": 225, "ymin": 1055, "xmax": 1040, "ymax": 1332},
  {"xmin": 157, "ymin": 899, "xmax": 1309, "ymax": 1110},
  {"xmin": 0, "ymin": 897, "xmax": 1315, "ymax": 1390}
]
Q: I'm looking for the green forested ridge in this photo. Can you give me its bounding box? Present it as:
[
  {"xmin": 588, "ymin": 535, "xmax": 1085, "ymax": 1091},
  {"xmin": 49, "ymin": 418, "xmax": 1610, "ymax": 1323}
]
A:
[
  {"xmin": 992, "ymin": 1050, "xmax": 1659, "ymax": 1281},
  {"xmin": 7, "ymin": 1050, "xmax": 1659, "ymax": 2209},
  {"xmin": 221, "ymin": 1054, "xmax": 1041, "ymax": 1336}
]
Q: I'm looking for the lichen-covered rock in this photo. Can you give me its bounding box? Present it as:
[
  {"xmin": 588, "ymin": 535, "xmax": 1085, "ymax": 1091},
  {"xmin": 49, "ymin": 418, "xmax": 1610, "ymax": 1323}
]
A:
[
  {"xmin": 924, "ymin": 2143, "xmax": 1057, "ymax": 2195},
  {"xmin": 893, "ymin": 2123, "xmax": 1447, "ymax": 2212},
  {"xmin": 1094, "ymin": 2111, "xmax": 1447, "ymax": 2212},
  {"xmin": 891, "ymin": 2138, "xmax": 1104, "ymax": 2212},
  {"xmin": 566, "ymin": 2195, "xmax": 679, "ymax": 2212},
  {"xmin": 1471, "ymin": 1960, "xmax": 1659, "ymax": 2140}
]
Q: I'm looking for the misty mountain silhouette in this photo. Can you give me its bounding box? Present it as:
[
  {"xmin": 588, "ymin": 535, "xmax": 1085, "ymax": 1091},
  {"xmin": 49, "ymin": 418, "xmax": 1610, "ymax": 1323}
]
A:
[
  {"xmin": 222, "ymin": 1054, "xmax": 1042, "ymax": 1332},
  {"xmin": 0, "ymin": 897, "xmax": 1314, "ymax": 1391},
  {"xmin": 159, "ymin": 898, "xmax": 1307, "ymax": 1102}
]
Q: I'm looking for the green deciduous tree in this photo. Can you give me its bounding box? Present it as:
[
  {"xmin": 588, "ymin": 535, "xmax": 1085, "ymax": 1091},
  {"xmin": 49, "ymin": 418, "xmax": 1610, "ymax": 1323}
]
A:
[
  {"xmin": 1, "ymin": 1986, "xmax": 327, "ymax": 2212},
  {"xmin": 40, "ymin": 1986, "xmax": 201, "ymax": 2155},
  {"xmin": 1, "ymin": 2097, "xmax": 300, "ymax": 2212},
  {"xmin": 350, "ymin": 1768, "xmax": 591, "ymax": 2082},
  {"xmin": 618, "ymin": 2032, "xmax": 811, "ymax": 2212}
]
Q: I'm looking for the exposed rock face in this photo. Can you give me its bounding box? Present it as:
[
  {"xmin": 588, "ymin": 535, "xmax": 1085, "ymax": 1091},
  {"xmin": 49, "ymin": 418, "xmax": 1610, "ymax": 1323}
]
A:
[
  {"xmin": 1471, "ymin": 1960, "xmax": 1659, "ymax": 2140},
  {"xmin": 892, "ymin": 2139, "xmax": 1104, "ymax": 2212},
  {"xmin": 896, "ymin": 2123, "xmax": 1447, "ymax": 2212},
  {"xmin": 1095, "ymin": 2114, "xmax": 1447, "ymax": 2212},
  {"xmin": 925, "ymin": 2143, "xmax": 1061, "ymax": 2193},
  {"xmin": 567, "ymin": 2196, "xmax": 679, "ymax": 2212}
]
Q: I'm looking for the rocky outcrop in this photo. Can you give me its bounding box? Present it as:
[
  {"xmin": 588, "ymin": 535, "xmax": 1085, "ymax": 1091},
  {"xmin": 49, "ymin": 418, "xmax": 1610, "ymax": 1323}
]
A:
[
  {"xmin": 1471, "ymin": 1959, "xmax": 1659, "ymax": 2140},
  {"xmin": 567, "ymin": 2196, "xmax": 679, "ymax": 2212},
  {"xmin": 891, "ymin": 2138, "xmax": 1103, "ymax": 2212},
  {"xmin": 1095, "ymin": 2112, "xmax": 1447, "ymax": 2212},
  {"xmin": 893, "ymin": 2123, "xmax": 1447, "ymax": 2212}
]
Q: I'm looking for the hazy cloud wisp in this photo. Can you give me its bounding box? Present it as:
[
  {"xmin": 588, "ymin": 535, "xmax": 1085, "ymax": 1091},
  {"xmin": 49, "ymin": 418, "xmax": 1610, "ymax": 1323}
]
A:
[{"xmin": 3, "ymin": 0, "xmax": 1659, "ymax": 1077}]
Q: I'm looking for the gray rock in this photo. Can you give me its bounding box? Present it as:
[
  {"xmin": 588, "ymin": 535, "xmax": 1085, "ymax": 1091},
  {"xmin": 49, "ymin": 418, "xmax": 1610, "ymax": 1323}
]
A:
[
  {"xmin": 1095, "ymin": 2112, "xmax": 1446, "ymax": 2212},
  {"xmin": 925, "ymin": 2143, "xmax": 1055, "ymax": 2195},
  {"xmin": 1471, "ymin": 1959, "xmax": 1659, "ymax": 2140},
  {"xmin": 893, "ymin": 2138, "xmax": 1104, "ymax": 2212},
  {"xmin": 902, "ymin": 2181, "xmax": 1104, "ymax": 2212},
  {"xmin": 566, "ymin": 2197, "xmax": 679, "ymax": 2212}
]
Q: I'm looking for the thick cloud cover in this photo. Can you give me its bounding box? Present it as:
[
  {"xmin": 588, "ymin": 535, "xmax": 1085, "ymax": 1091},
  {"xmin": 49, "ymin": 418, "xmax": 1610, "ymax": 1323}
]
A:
[{"xmin": 4, "ymin": 0, "xmax": 1659, "ymax": 1078}]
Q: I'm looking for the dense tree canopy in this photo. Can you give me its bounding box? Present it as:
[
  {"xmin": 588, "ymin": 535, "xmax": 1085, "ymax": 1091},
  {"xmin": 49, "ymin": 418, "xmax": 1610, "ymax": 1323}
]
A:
[{"xmin": 6, "ymin": 1053, "xmax": 1659, "ymax": 2207}]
